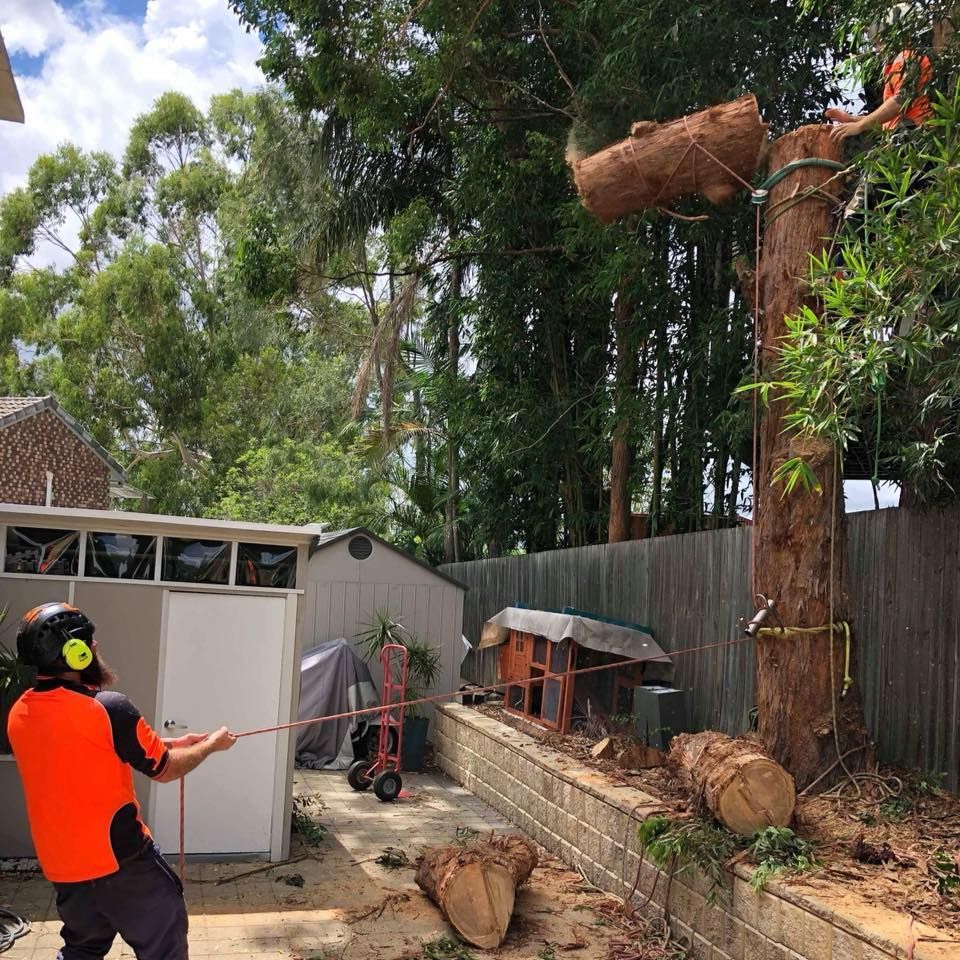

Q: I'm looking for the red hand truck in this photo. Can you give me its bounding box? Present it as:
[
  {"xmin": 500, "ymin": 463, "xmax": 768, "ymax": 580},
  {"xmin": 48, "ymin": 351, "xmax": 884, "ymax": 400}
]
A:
[{"xmin": 346, "ymin": 643, "xmax": 408, "ymax": 801}]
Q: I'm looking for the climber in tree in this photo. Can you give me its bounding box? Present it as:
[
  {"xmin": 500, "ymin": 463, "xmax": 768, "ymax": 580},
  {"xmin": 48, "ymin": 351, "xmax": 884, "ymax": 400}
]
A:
[{"xmin": 826, "ymin": 3, "xmax": 933, "ymax": 142}]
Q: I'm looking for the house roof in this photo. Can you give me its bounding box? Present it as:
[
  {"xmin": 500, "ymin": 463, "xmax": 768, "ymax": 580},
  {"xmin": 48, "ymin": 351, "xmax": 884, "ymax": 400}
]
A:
[
  {"xmin": 0, "ymin": 31, "xmax": 24, "ymax": 124},
  {"xmin": 310, "ymin": 527, "xmax": 468, "ymax": 591},
  {"xmin": 0, "ymin": 396, "xmax": 129, "ymax": 489}
]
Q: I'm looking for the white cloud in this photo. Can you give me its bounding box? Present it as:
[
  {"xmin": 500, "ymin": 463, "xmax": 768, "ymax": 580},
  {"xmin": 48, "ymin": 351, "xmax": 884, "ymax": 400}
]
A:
[
  {"xmin": 1, "ymin": 0, "xmax": 72, "ymax": 58},
  {"xmin": 0, "ymin": 0, "xmax": 264, "ymax": 204}
]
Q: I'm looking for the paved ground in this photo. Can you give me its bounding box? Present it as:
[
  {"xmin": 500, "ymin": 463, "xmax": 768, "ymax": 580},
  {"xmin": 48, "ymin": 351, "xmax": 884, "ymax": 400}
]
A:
[{"xmin": 0, "ymin": 769, "xmax": 625, "ymax": 960}]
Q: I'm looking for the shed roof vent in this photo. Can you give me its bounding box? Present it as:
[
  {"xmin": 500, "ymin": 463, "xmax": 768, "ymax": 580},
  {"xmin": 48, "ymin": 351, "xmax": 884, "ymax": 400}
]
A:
[{"xmin": 348, "ymin": 535, "xmax": 373, "ymax": 560}]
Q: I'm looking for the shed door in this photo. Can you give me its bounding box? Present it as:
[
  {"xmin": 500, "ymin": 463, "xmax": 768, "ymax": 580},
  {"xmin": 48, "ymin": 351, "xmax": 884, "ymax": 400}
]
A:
[{"xmin": 150, "ymin": 592, "xmax": 286, "ymax": 855}]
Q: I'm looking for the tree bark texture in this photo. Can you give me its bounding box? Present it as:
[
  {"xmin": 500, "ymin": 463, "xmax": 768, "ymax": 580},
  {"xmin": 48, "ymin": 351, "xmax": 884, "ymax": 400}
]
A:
[
  {"xmin": 570, "ymin": 95, "xmax": 769, "ymax": 223},
  {"xmin": 415, "ymin": 834, "xmax": 538, "ymax": 948},
  {"xmin": 668, "ymin": 731, "xmax": 795, "ymax": 835},
  {"xmin": 755, "ymin": 125, "xmax": 867, "ymax": 790}
]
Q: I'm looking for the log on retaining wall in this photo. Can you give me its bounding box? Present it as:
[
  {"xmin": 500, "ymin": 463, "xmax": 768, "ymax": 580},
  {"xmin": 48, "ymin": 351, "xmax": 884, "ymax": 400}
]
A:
[{"xmin": 435, "ymin": 703, "xmax": 950, "ymax": 960}]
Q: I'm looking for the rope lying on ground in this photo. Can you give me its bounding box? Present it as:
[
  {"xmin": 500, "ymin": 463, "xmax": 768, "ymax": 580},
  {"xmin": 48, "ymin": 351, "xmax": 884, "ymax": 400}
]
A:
[{"xmin": 0, "ymin": 907, "xmax": 30, "ymax": 954}]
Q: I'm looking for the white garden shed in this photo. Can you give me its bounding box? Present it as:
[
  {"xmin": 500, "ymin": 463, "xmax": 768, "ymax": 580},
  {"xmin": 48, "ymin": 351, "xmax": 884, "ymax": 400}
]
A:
[{"xmin": 0, "ymin": 509, "xmax": 464, "ymax": 862}]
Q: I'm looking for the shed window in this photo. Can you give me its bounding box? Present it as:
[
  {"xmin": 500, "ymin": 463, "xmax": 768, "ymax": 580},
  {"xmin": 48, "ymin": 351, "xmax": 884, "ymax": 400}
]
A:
[
  {"xmin": 5, "ymin": 527, "xmax": 79, "ymax": 576},
  {"xmin": 162, "ymin": 538, "xmax": 230, "ymax": 584},
  {"xmin": 236, "ymin": 543, "xmax": 297, "ymax": 589},
  {"xmin": 86, "ymin": 532, "xmax": 157, "ymax": 580}
]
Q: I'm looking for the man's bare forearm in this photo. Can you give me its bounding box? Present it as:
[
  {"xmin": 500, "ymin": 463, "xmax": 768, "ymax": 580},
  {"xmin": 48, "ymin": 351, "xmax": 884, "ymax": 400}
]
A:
[{"xmin": 155, "ymin": 739, "xmax": 220, "ymax": 782}]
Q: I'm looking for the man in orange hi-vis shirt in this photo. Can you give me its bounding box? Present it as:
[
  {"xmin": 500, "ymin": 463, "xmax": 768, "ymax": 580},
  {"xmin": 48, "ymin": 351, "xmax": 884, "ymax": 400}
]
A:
[
  {"xmin": 826, "ymin": 3, "xmax": 933, "ymax": 141},
  {"xmin": 6, "ymin": 602, "xmax": 238, "ymax": 960}
]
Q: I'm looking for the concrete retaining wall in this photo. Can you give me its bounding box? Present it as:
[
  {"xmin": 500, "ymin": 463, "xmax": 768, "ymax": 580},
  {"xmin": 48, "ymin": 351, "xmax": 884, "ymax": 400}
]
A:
[{"xmin": 434, "ymin": 704, "xmax": 949, "ymax": 960}]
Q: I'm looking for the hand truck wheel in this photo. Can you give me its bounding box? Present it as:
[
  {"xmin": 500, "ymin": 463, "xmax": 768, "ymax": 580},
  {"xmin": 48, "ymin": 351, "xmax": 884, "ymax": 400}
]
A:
[
  {"xmin": 373, "ymin": 769, "xmax": 402, "ymax": 802},
  {"xmin": 347, "ymin": 759, "xmax": 374, "ymax": 791}
]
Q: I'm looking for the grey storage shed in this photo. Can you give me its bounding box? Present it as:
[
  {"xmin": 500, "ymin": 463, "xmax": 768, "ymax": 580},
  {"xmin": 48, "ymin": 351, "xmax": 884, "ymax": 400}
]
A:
[{"xmin": 301, "ymin": 528, "xmax": 467, "ymax": 716}]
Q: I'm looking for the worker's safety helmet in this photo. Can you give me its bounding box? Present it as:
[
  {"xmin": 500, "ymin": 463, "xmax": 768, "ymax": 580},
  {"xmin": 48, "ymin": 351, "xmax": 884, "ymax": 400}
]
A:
[{"xmin": 16, "ymin": 602, "xmax": 96, "ymax": 672}]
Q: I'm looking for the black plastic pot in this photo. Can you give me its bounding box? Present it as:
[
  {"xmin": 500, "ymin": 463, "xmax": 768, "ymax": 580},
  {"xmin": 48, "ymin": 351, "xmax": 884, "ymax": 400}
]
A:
[{"xmin": 401, "ymin": 715, "xmax": 430, "ymax": 772}]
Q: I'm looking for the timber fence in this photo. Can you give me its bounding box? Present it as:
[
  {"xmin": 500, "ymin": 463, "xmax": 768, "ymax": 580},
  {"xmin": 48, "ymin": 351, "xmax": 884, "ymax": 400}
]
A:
[{"xmin": 441, "ymin": 507, "xmax": 960, "ymax": 790}]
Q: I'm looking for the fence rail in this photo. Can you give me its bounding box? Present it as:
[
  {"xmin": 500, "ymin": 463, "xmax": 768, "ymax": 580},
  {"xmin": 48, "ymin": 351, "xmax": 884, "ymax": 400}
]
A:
[{"xmin": 441, "ymin": 507, "xmax": 960, "ymax": 790}]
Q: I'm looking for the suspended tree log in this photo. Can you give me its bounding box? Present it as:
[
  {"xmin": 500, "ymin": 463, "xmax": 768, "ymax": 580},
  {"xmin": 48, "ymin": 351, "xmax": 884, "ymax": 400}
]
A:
[
  {"xmin": 754, "ymin": 125, "xmax": 868, "ymax": 791},
  {"xmin": 569, "ymin": 94, "xmax": 769, "ymax": 223},
  {"xmin": 668, "ymin": 731, "xmax": 795, "ymax": 835},
  {"xmin": 415, "ymin": 834, "xmax": 538, "ymax": 948}
]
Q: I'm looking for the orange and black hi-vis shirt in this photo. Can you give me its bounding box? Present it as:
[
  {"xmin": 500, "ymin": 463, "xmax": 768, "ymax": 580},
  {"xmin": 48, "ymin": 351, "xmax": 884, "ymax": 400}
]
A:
[
  {"xmin": 6, "ymin": 678, "xmax": 170, "ymax": 883},
  {"xmin": 883, "ymin": 50, "xmax": 934, "ymax": 130}
]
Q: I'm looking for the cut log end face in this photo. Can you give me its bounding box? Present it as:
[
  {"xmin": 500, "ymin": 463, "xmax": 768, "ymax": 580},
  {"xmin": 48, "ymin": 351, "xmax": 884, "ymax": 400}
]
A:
[
  {"xmin": 668, "ymin": 731, "xmax": 796, "ymax": 836},
  {"xmin": 415, "ymin": 835, "xmax": 538, "ymax": 949},
  {"xmin": 716, "ymin": 757, "xmax": 796, "ymax": 836},
  {"xmin": 443, "ymin": 861, "xmax": 516, "ymax": 950}
]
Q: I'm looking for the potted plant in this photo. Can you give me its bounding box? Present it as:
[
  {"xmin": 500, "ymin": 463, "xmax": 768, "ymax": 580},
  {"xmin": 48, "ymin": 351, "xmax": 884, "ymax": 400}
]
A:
[{"xmin": 357, "ymin": 610, "xmax": 440, "ymax": 772}]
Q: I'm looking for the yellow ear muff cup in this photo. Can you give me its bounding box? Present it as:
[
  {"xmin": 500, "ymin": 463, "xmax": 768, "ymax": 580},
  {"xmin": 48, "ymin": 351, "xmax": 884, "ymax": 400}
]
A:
[{"xmin": 63, "ymin": 638, "xmax": 93, "ymax": 671}]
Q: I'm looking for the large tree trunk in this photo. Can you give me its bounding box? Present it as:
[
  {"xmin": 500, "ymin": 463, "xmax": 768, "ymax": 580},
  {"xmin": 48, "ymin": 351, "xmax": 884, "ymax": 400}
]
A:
[
  {"xmin": 668, "ymin": 731, "xmax": 795, "ymax": 835},
  {"xmin": 415, "ymin": 835, "xmax": 538, "ymax": 948},
  {"xmin": 570, "ymin": 94, "xmax": 769, "ymax": 223},
  {"xmin": 755, "ymin": 125, "xmax": 867, "ymax": 790}
]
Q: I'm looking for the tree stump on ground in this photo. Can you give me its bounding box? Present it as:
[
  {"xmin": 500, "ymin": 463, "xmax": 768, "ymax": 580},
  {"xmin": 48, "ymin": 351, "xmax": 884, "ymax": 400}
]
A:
[
  {"xmin": 569, "ymin": 94, "xmax": 769, "ymax": 222},
  {"xmin": 668, "ymin": 731, "xmax": 795, "ymax": 835},
  {"xmin": 415, "ymin": 834, "xmax": 538, "ymax": 948}
]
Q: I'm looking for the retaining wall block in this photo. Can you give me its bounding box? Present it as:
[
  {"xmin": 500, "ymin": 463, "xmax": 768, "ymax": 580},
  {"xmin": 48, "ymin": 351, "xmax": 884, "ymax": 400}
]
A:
[
  {"xmin": 756, "ymin": 891, "xmax": 786, "ymax": 945},
  {"xmin": 733, "ymin": 877, "xmax": 759, "ymax": 928},
  {"xmin": 832, "ymin": 928, "xmax": 866, "ymax": 960}
]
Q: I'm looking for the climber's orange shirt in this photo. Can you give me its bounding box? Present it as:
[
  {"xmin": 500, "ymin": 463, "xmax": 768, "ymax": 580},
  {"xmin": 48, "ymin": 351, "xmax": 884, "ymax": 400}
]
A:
[{"xmin": 883, "ymin": 50, "xmax": 934, "ymax": 130}]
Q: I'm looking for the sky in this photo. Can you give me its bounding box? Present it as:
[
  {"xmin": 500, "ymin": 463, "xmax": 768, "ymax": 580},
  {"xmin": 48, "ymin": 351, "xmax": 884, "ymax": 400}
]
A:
[
  {"xmin": 0, "ymin": 0, "xmax": 265, "ymax": 196},
  {"xmin": 0, "ymin": 2, "xmax": 899, "ymax": 514}
]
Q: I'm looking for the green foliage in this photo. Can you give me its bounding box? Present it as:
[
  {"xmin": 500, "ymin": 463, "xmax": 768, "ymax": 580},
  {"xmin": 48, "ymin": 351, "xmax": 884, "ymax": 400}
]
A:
[
  {"xmin": 931, "ymin": 849, "xmax": 960, "ymax": 897},
  {"xmin": 214, "ymin": 438, "xmax": 380, "ymax": 528},
  {"xmin": 227, "ymin": 0, "xmax": 853, "ymax": 552},
  {"xmin": 746, "ymin": 57, "xmax": 960, "ymax": 505},
  {"xmin": 747, "ymin": 827, "xmax": 819, "ymax": 892},
  {"xmin": 637, "ymin": 817, "xmax": 817, "ymax": 896},
  {"xmin": 291, "ymin": 794, "xmax": 327, "ymax": 847},
  {"xmin": 419, "ymin": 937, "xmax": 474, "ymax": 960},
  {"xmin": 638, "ymin": 815, "xmax": 739, "ymax": 896},
  {"xmin": 0, "ymin": 88, "xmax": 387, "ymax": 524},
  {"xmin": 356, "ymin": 610, "xmax": 441, "ymax": 714}
]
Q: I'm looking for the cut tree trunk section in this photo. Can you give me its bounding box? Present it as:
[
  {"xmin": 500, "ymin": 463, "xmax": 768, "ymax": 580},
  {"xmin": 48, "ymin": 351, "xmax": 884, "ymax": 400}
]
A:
[
  {"xmin": 570, "ymin": 94, "xmax": 769, "ymax": 223},
  {"xmin": 754, "ymin": 125, "xmax": 867, "ymax": 790},
  {"xmin": 668, "ymin": 731, "xmax": 795, "ymax": 835},
  {"xmin": 415, "ymin": 834, "xmax": 538, "ymax": 948}
]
